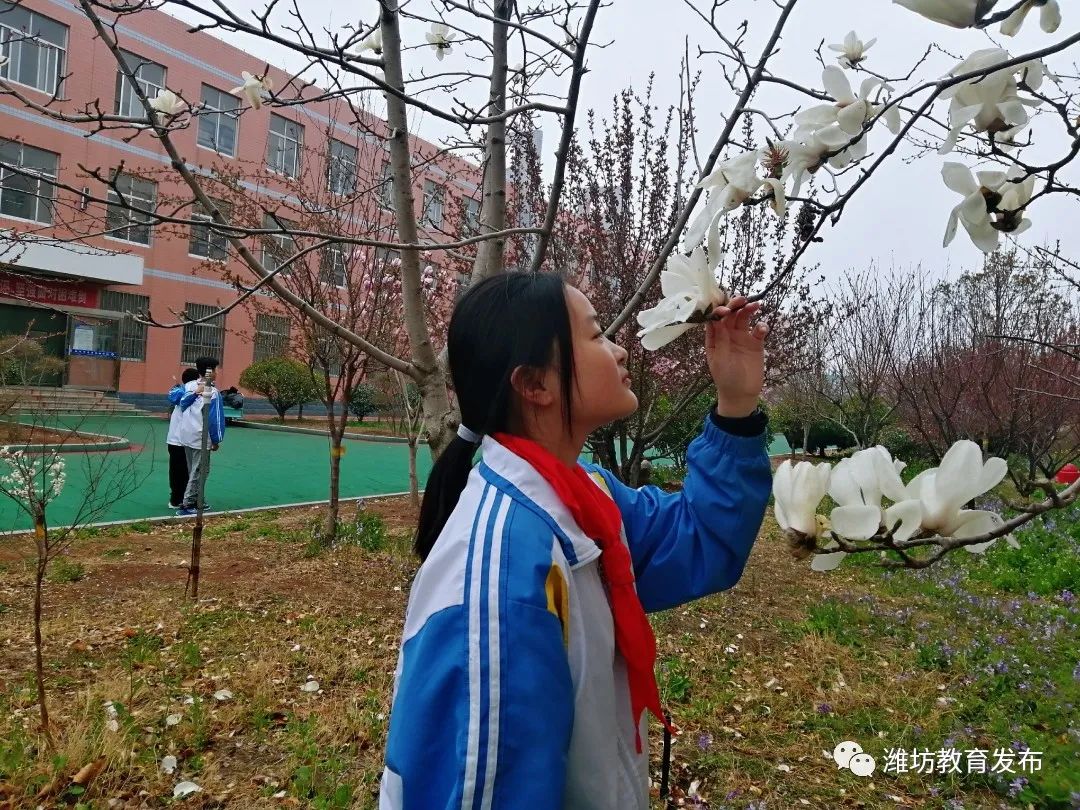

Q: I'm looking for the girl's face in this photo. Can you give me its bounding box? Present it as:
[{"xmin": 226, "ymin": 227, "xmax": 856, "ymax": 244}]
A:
[{"xmin": 563, "ymin": 285, "xmax": 638, "ymax": 431}]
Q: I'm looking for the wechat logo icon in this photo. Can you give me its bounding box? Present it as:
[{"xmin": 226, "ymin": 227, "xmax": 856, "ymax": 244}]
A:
[{"xmin": 833, "ymin": 740, "xmax": 877, "ymax": 777}]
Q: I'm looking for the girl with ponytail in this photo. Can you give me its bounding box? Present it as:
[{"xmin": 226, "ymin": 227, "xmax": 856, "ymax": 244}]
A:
[{"xmin": 380, "ymin": 272, "xmax": 772, "ymax": 810}]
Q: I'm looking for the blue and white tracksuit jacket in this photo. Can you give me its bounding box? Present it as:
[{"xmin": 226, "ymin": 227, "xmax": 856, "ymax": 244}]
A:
[
  {"xmin": 380, "ymin": 411, "xmax": 772, "ymax": 810},
  {"xmin": 176, "ymin": 380, "xmax": 225, "ymax": 448}
]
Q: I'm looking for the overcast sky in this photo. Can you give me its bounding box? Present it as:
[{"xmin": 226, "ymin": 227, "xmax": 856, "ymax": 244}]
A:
[{"xmin": 166, "ymin": 0, "xmax": 1076, "ymax": 286}]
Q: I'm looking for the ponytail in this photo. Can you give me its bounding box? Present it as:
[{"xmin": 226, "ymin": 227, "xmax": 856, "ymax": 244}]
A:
[
  {"xmin": 412, "ymin": 272, "xmax": 576, "ymax": 561},
  {"xmin": 413, "ymin": 434, "xmax": 480, "ymax": 561}
]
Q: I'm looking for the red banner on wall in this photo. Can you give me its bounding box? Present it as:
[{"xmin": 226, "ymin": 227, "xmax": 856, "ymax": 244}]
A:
[{"xmin": 0, "ymin": 272, "xmax": 100, "ymax": 308}]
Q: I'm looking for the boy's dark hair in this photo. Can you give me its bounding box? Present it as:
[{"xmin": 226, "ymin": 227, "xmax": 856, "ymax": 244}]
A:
[
  {"xmin": 181, "ymin": 368, "xmax": 200, "ymax": 384},
  {"xmin": 195, "ymin": 356, "xmax": 220, "ymax": 375},
  {"xmin": 414, "ymin": 272, "xmax": 576, "ymax": 562}
]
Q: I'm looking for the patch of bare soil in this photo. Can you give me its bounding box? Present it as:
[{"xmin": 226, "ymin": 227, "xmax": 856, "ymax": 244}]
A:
[{"xmin": 0, "ymin": 422, "xmax": 111, "ymax": 446}]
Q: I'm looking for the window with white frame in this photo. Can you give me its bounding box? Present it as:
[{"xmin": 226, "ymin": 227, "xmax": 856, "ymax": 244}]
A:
[
  {"xmin": 188, "ymin": 200, "xmax": 231, "ymax": 261},
  {"xmin": 320, "ymin": 243, "xmax": 348, "ymax": 287},
  {"xmin": 105, "ymin": 173, "xmax": 156, "ymax": 245},
  {"xmin": 463, "ymin": 196, "xmax": 481, "ymax": 236},
  {"xmin": 100, "ymin": 289, "xmax": 150, "ymax": 361},
  {"xmin": 114, "ymin": 50, "xmax": 166, "ymax": 118},
  {"xmin": 379, "ymin": 160, "xmax": 395, "ymax": 209},
  {"xmin": 328, "ymin": 138, "xmax": 358, "ymax": 195},
  {"xmin": 421, "ymin": 179, "xmax": 444, "ymax": 229},
  {"xmin": 180, "ymin": 302, "xmax": 225, "ymax": 364},
  {"xmin": 0, "ymin": 138, "xmax": 57, "ymax": 224},
  {"xmin": 261, "ymin": 213, "xmax": 297, "ymax": 276},
  {"xmin": 0, "ymin": 2, "xmax": 67, "ymax": 95},
  {"xmin": 254, "ymin": 313, "xmax": 290, "ymax": 361},
  {"xmin": 197, "ymin": 85, "xmax": 239, "ymax": 156},
  {"xmin": 266, "ymin": 114, "xmax": 303, "ymax": 177}
]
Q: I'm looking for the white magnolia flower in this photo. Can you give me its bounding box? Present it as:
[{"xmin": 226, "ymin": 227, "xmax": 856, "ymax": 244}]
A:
[
  {"xmin": 942, "ymin": 163, "xmax": 1034, "ymax": 252},
  {"xmin": 636, "ymin": 244, "xmax": 726, "ymax": 350},
  {"xmin": 769, "ymin": 129, "xmax": 851, "ymax": 196},
  {"xmin": 828, "ymin": 31, "xmax": 877, "ymax": 68},
  {"xmin": 359, "ymin": 28, "xmax": 383, "ymax": 54},
  {"xmin": 828, "ymin": 447, "xmax": 923, "ymax": 541},
  {"xmin": 997, "ymin": 171, "xmax": 1036, "ymax": 235},
  {"xmin": 230, "ymin": 71, "xmax": 273, "ymax": 109},
  {"xmin": 938, "ymin": 49, "xmax": 1043, "ymax": 154},
  {"xmin": 685, "ymin": 151, "xmax": 783, "ymax": 247},
  {"xmin": 942, "ymin": 162, "xmax": 1006, "ymax": 252},
  {"xmin": 148, "ymin": 89, "xmax": 185, "ymax": 122},
  {"xmin": 426, "ymin": 22, "xmax": 455, "ymax": 61},
  {"xmin": 893, "ymin": 0, "xmax": 981, "ymax": 28},
  {"xmin": 1000, "ymin": 0, "xmax": 1061, "ymax": 35},
  {"xmin": 773, "ymin": 460, "xmax": 831, "ymax": 537},
  {"xmin": 160, "ymin": 755, "xmax": 178, "ymax": 774},
  {"xmin": 812, "ymin": 447, "xmax": 924, "ymax": 571},
  {"xmin": 903, "ymin": 440, "xmax": 1008, "ymax": 552},
  {"xmin": 801, "ymin": 67, "xmax": 901, "ymax": 139}
]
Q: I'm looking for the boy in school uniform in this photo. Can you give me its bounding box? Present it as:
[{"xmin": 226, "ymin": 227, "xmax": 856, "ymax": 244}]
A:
[
  {"xmin": 166, "ymin": 368, "xmax": 200, "ymax": 509},
  {"xmin": 175, "ymin": 356, "xmax": 226, "ymax": 516}
]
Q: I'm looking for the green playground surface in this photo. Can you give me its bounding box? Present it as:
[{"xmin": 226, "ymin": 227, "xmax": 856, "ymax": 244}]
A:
[
  {"xmin": 0, "ymin": 415, "xmax": 434, "ymax": 533},
  {"xmin": 0, "ymin": 414, "xmax": 792, "ymax": 533}
]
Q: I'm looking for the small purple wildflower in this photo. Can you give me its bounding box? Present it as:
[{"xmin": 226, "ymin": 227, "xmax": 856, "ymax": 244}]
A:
[{"xmin": 1008, "ymin": 777, "xmax": 1029, "ymax": 798}]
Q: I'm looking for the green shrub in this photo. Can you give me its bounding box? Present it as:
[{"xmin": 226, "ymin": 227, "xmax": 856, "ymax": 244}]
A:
[
  {"xmin": 239, "ymin": 358, "xmax": 320, "ymax": 421},
  {"xmin": 347, "ymin": 383, "xmax": 380, "ymax": 421},
  {"xmin": 0, "ymin": 335, "xmax": 64, "ymax": 386}
]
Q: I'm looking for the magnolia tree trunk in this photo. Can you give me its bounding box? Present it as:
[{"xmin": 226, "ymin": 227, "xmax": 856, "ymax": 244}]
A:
[
  {"xmin": 471, "ymin": 0, "xmax": 510, "ymax": 282},
  {"xmin": 323, "ymin": 400, "xmax": 347, "ymax": 544},
  {"xmin": 32, "ymin": 514, "xmax": 53, "ymax": 750},
  {"xmin": 381, "ymin": 1, "xmax": 456, "ymax": 457},
  {"xmin": 325, "ymin": 442, "xmax": 342, "ymax": 543},
  {"xmin": 408, "ymin": 438, "xmax": 419, "ymax": 510}
]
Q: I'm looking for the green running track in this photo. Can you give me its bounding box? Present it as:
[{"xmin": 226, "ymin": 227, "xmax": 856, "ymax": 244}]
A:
[
  {"xmin": 0, "ymin": 415, "xmax": 434, "ymax": 533},
  {"xmin": 0, "ymin": 415, "xmax": 791, "ymax": 533}
]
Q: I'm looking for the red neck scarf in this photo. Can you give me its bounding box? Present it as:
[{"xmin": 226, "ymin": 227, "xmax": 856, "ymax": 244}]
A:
[{"xmin": 493, "ymin": 432, "xmax": 675, "ymax": 751}]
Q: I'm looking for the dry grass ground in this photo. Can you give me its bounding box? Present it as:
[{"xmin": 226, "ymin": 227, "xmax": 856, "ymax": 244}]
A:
[{"xmin": 0, "ymin": 495, "xmax": 1076, "ymax": 809}]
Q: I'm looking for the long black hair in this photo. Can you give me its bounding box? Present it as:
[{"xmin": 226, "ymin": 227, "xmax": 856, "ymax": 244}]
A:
[{"xmin": 413, "ymin": 272, "xmax": 577, "ymax": 561}]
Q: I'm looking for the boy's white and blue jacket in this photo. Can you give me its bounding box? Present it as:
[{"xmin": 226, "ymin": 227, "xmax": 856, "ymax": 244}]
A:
[
  {"xmin": 177, "ymin": 380, "xmax": 225, "ymax": 447},
  {"xmin": 380, "ymin": 409, "xmax": 772, "ymax": 810}
]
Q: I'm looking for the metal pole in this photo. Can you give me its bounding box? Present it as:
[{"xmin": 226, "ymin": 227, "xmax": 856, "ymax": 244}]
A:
[
  {"xmin": 186, "ymin": 371, "xmax": 213, "ymax": 600},
  {"xmin": 196, "ymin": 373, "xmax": 212, "ymax": 515}
]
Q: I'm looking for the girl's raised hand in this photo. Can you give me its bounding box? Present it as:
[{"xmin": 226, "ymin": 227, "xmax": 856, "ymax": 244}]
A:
[{"xmin": 705, "ymin": 296, "xmax": 768, "ymax": 418}]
